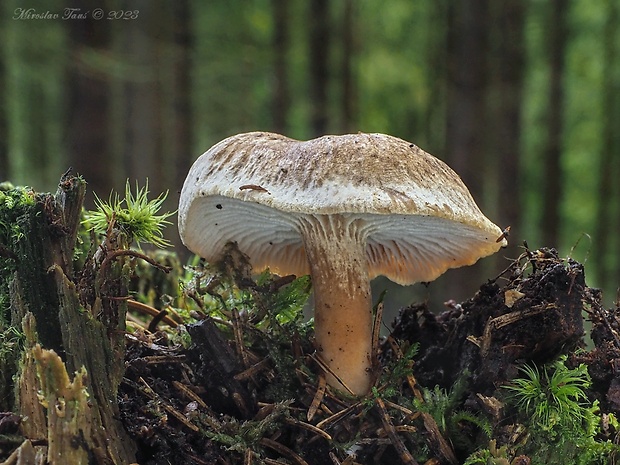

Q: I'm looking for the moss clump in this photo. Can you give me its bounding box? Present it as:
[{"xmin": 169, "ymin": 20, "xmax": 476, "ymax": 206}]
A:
[
  {"xmin": 0, "ymin": 186, "xmax": 37, "ymax": 326},
  {"xmin": 500, "ymin": 356, "xmax": 619, "ymax": 465},
  {"xmin": 83, "ymin": 180, "xmax": 175, "ymax": 249}
]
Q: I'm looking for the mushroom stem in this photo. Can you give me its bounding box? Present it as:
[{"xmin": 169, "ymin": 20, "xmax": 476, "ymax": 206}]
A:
[{"xmin": 299, "ymin": 214, "xmax": 374, "ymax": 396}]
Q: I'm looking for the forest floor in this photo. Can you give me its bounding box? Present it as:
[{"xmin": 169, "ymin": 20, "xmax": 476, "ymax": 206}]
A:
[
  {"xmin": 71, "ymin": 248, "xmax": 620, "ymax": 463},
  {"xmin": 1, "ymin": 179, "xmax": 619, "ymax": 465}
]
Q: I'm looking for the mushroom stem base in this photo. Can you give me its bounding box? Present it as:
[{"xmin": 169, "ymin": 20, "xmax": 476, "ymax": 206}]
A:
[{"xmin": 300, "ymin": 214, "xmax": 374, "ymax": 396}]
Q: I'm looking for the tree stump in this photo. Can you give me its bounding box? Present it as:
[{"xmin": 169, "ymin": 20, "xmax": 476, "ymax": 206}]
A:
[{"xmin": 0, "ymin": 173, "xmax": 137, "ymax": 464}]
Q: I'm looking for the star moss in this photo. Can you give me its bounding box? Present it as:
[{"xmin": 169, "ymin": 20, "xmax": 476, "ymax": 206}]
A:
[{"xmin": 84, "ymin": 180, "xmax": 175, "ymax": 249}]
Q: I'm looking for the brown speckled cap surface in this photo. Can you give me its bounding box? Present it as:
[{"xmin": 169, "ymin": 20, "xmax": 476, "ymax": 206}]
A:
[{"xmin": 179, "ymin": 132, "xmax": 506, "ymax": 285}]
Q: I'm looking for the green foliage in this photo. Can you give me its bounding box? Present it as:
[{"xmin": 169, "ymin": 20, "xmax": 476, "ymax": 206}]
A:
[
  {"xmin": 378, "ymin": 341, "xmax": 418, "ymax": 387},
  {"xmin": 413, "ymin": 374, "xmax": 492, "ymax": 455},
  {"xmin": 504, "ymin": 357, "xmax": 591, "ymax": 437},
  {"xmin": 186, "ymin": 259, "xmax": 312, "ymax": 333},
  {"xmin": 266, "ymin": 274, "xmax": 312, "ymax": 326},
  {"xmin": 0, "ymin": 325, "xmax": 24, "ymax": 410},
  {"xmin": 413, "ymin": 375, "xmax": 468, "ymax": 434},
  {"xmin": 202, "ymin": 400, "xmax": 292, "ymax": 457},
  {"xmin": 0, "ymin": 326, "xmax": 24, "ymax": 359},
  {"xmin": 83, "ymin": 180, "xmax": 174, "ymax": 249},
  {"xmin": 131, "ymin": 249, "xmax": 184, "ymax": 308},
  {"xmin": 0, "ymin": 186, "xmax": 36, "ymax": 245},
  {"xmin": 503, "ymin": 356, "xmax": 620, "ymax": 464},
  {"xmin": 179, "ymin": 255, "xmax": 313, "ymax": 401},
  {"xmin": 0, "ymin": 186, "xmax": 37, "ymax": 326},
  {"xmin": 463, "ymin": 440, "xmax": 511, "ymax": 465}
]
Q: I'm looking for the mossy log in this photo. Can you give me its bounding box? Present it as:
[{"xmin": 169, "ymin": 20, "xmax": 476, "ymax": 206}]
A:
[{"xmin": 1, "ymin": 174, "xmax": 137, "ymax": 464}]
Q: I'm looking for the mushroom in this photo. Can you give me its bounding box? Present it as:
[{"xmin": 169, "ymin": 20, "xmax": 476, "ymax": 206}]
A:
[{"xmin": 178, "ymin": 132, "xmax": 507, "ymax": 396}]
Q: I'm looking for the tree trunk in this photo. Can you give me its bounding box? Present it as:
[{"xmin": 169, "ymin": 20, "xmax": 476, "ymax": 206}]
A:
[
  {"xmin": 340, "ymin": 0, "xmax": 356, "ymax": 133},
  {"xmin": 3, "ymin": 0, "xmax": 66, "ymax": 191},
  {"xmin": 167, "ymin": 0, "xmax": 193, "ymax": 251},
  {"xmin": 541, "ymin": 0, "xmax": 567, "ymax": 247},
  {"xmin": 440, "ymin": 0, "xmax": 490, "ymax": 302},
  {"xmin": 272, "ymin": 0, "xmax": 290, "ymax": 134},
  {"xmin": 0, "ymin": 40, "xmax": 6, "ymax": 181},
  {"xmin": 445, "ymin": 0, "xmax": 489, "ymax": 201},
  {"xmin": 595, "ymin": 0, "xmax": 620, "ymax": 298},
  {"xmin": 67, "ymin": 6, "xmax": 112, "ymax": 205},
  {"xmin": 424, "ymin": 0, "xmax": 449, "ymax": 154},
  {"xmin": 309, "ymin": 0, "xmax": 330, "ymax": 136},
  {"xmin": 491, "ymin": 0, "xmax": 526, "ymax": 263},
  {"xmin": 121, "ymin": 1, "xmax": 161, "ymax": 188}
]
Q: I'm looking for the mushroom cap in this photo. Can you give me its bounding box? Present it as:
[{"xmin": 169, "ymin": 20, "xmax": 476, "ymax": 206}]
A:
[{"xmin": 179, "ymin": 132, "xmax": 506, "ymax": 285}]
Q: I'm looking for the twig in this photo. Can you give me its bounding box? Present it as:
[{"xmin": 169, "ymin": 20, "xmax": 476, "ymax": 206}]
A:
[
  {"xmin": 97, "ymin": 249, "xmax": 172, "ymax": 293},
  {"xmin": 307, "ymin": 373, "xmax": 327, "ymax": 421},
  {"xmin": 387, "ymin": 336, "xmax": 423, "ymax": 402},
  {"xmin": 421, "ymin": 412, "xmax": 458, "ymax": 464},
  {"xmin": 310, "ymin": 353, "xmax": 355, "ymax": 396},
  {"xmin": 596, "ymin": 307, "xmax": 620, "ymax": 349},
  {"xmin": 234, "ymin": 357, "xmax": 271, "ymax": 381},
  {"xmin": 284, "ymin": 416, "xmax": 332, "ymax": 441},
  {"xmin": 103, "ymin": 249, "xmax": 172, "ymax": 275},
  {"xmin": 127, "ymin": 299, "xmax": 179, "ymax": 328},
  {"xmin": 137, "ymin": 377, "xmax": 199, "ymax": 432},
  {"xmin": 371, "ymin": 302, "xmax": 384, "ymax": 385},
  {"xmin": 231, "ymin": 307, "xmax": 251, "ymax": 370},
  {"xmin": 244, "ymin": 448, "xmax": 253, "ymax": 465},
  {"xmin": 315, "ymin": 400, "xmax": 363, "ymax": 430},
  {"xmin": 375, "ymin": 397, "xmax": 418, "ymax": 465},
  {"xmin": 260, "ymin": 438, "xmax": 310, "ymax": 465}
]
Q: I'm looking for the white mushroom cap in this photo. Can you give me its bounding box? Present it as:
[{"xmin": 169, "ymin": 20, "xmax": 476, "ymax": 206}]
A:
[
  {"xmin": 178, "ymin": 132, "xmax": 506, "ymax": 285},
  {"xmin": 180, "ymin": 131, "xmax": 507, "ymax": 396}
]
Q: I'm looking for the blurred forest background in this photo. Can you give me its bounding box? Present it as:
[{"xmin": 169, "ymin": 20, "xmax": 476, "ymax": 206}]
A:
[{"xmin": 1, "ymin": 0, "xmax": 619, "ymax": 312}]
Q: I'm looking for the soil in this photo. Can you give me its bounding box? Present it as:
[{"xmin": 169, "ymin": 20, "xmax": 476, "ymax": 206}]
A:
[
  {"xmin": 2, "ymin": 246, "xmax": 620, "ymax": 464},
  {"xmin": 114, "ymin": 248, "xmax": 620, "ymax": 464}
]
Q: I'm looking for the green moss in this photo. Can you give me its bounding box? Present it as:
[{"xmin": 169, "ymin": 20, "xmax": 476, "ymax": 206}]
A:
[
  {"xmin": 83, "ymin": 180, "xmax": 175, "ymax": 249},
  {"xmin": 463, "ymin": 440, "xmax": 511, "ymax": 465},
  {"xmin": 502, "ymin": 356, "xmax": 620, "ymax": 465},
  {"xmin": 0, "ymin": 186, "xmax": 37, "ymax": 327}
]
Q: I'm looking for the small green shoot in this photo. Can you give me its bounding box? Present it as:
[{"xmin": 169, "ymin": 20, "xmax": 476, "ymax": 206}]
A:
[
  {"xmin": 503, "ymin": 356, "xmax": 590, "ymax": 434},
  {"xmin": 267, "ymin": 275, "xmax": 312, "ymax": 326},
  {"xmin": 503, "ymin": 356, "xmax": 620, "ymax": 464},
  {"xmin": 84, "ymin": 180, "xmax": 174, "ymax": 248},
  {"xmin": 463, "ymin": 439, "xmax": 511, "ymax": 465}
]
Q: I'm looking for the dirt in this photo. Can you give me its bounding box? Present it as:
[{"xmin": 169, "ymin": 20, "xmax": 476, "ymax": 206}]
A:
[
  {"xmin": 111, "ymin": 248, "xmax": 619, "ymax": 464},
  {"xmin": 2, "ymin": 247, "xmax": 620, "ymax": 464}
]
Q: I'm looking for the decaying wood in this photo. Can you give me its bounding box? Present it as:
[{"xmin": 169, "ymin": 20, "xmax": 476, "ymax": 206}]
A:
[
  {"xmin": 6, "ymin": 174, "xmax": 137, "ymax": 464},
  {"xmin": 32, "ymin": 344, "xmax": 91, "ymax": 464},
  {"xmin": 0, "ymin": 439, "xmax": 37, "ymax": 465}
]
